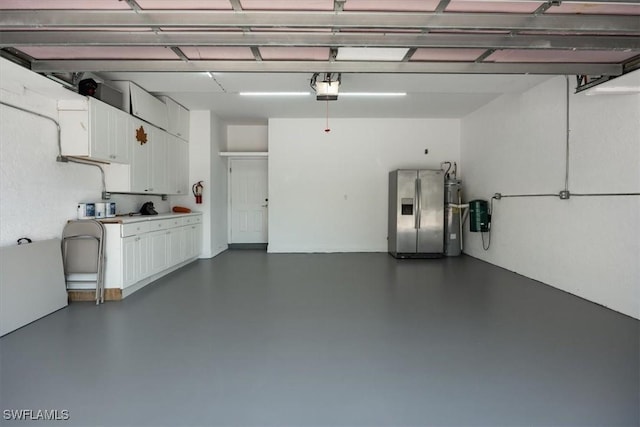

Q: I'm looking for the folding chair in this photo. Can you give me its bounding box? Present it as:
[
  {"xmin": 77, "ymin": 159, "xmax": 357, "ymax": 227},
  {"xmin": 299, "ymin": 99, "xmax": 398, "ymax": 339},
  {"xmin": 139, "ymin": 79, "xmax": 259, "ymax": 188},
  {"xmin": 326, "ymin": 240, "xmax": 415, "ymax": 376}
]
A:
[{"xmin": 61, "ymin": 220, "xmax": 106, "ymax": 305}]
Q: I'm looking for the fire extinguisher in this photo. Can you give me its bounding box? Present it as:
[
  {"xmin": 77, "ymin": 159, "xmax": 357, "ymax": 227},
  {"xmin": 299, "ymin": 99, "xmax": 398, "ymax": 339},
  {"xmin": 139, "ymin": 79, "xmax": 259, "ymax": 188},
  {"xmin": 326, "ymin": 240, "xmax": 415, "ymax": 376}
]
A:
[{"xmin": 192, "ymin": 181, "xmax": 203, "ymax": 204}]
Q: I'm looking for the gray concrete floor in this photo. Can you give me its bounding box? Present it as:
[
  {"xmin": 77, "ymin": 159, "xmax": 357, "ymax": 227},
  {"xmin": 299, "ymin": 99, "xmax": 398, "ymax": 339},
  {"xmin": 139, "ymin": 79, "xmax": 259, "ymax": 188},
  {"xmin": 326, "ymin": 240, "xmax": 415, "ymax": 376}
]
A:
[{"xmin": 1, "ymin": 252, "xmax": 638, "ymax": 427}]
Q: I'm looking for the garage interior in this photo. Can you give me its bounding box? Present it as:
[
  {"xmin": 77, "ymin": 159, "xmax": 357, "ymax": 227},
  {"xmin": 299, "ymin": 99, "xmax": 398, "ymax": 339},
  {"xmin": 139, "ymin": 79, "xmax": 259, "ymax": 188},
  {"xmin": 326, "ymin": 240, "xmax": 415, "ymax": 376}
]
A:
[{"xmin": 0, "ymin": 1, "xmax": 639, "ymax": 426}]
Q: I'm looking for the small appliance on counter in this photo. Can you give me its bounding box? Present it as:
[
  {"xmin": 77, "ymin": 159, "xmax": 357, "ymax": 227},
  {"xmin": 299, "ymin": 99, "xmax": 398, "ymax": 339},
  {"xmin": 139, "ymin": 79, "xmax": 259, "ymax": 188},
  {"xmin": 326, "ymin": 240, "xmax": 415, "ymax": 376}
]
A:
[
  {"xmin": 139, "ymin": 201, "xmax": 158, "ymax": 216},
  {"xmin": 95, "ymin": 202, "xmax": 106, "ymax": 219},
  {"xmin": 106, "ymin": 202, "xmax": 116, "ymax": 218},
  {"xmin": 77, "ymin": 203, "xmax": 95, "ymax": 219},
  {"xmin": 77, "ymin": 201, "xmax": 116, "ymax": 219}
]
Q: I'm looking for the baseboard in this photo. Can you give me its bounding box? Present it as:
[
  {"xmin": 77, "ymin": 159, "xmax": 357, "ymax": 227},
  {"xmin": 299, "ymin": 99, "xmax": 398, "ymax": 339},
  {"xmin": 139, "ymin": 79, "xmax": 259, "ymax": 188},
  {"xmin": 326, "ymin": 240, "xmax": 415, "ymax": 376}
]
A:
[
  {"xmin": 267, "ymin": 246, "xmax": 386, "ymax": 253},
  {"xmin": 68, "ymin": 288, "xmax": 122, "ymax": 302},
  {"xmin": 228, "ymin": 243, "xmax": 267, "ymax": 250}
]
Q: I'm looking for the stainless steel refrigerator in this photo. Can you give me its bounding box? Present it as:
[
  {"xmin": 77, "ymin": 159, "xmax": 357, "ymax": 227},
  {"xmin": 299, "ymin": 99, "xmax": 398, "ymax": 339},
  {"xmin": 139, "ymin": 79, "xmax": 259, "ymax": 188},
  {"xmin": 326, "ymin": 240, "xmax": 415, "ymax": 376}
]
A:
[{"xmin": 388, "ymin": 169, "xmax": 444, "ymax": 258}]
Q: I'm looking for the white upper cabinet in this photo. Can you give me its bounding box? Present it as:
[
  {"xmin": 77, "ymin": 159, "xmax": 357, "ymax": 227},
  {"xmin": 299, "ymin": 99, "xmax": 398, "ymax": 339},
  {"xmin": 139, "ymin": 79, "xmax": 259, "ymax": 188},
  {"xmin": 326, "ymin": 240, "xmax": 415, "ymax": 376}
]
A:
[
  {"xmin": 166, "ymin": 135, "xmax": 189, "ymax": 195},
  {"xmin": 131, "ymin": 119, "xmax": 168, "ymax": 194},
  {"xmin": 106, "ymin": 118, "xmax": 169, "ymax": 195},
  {"xmin": 111, "ymin": 81, "xmax": 169, "ymax": 131},
  {"xmin": 130, "ymin": 118, "xmax": 152, "ymax": 193},
  {"xmin": 58, "ymin": 97, "xmax": 131, "ymax": 164},
  {"xmin": 130, "ymin": 83, "xmax": 169, "ymax": 131},
  {"xmin": 150, "ymin": 126, "xmax": 168, "ymax": 194},
  {"xmin": 160, "ymin": 96, "xmax": 190, "ymax": 141}
]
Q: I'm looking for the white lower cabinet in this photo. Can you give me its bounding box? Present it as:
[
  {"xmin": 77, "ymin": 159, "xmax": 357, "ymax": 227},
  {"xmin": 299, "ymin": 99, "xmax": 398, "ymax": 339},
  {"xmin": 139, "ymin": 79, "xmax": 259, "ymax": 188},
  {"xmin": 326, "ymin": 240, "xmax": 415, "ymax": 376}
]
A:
[
  {"xmin": 167, "ymin": 228, "xmax": 185, "ymax": 266},
  {"xmin": 122, "ymin": 235, "xmax": 137, "ymax": 287},
  {"xmin": 103, "ymin": 214, "xmax": 201, "ymax": 297},
  {"xmin": 122, "ymin": 233, "xmax": 150, "ymax": 288},
  {"xmin": 149, "ymin": 230, "xmax": 169, "ymax": 275}
]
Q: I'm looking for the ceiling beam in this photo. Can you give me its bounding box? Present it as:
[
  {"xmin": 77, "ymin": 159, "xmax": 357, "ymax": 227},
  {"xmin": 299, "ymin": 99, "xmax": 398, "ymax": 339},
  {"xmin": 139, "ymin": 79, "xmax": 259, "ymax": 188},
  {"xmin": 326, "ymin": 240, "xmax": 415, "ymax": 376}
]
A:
[
  {"xmin": 170, "ymin": 47, "xmax": 189, "ymax": 61},
  {"xmin": 3, "ymin": 31, "xmax": 637, "ymax": 51},
  {"xmin": 435, "ymin": 0, "xmax": 452, "ymax": 14},
  {"xmin": 250, "ymin": 47, "xmax": 263, "ymax": 61},
  {"xmin": 1, "ymin": 11, "xmax": 637, "ymax": 34},
  {"xmin": 228, "ymin": 0, "xmax": 243, "ymax": 11},
  {"xmin": 122, "ymin": 0, "xmax": 142, "ymax": 11},
  {"xmin": 29, "ymin": 59, "xmax": 622, "ymax": 76}
]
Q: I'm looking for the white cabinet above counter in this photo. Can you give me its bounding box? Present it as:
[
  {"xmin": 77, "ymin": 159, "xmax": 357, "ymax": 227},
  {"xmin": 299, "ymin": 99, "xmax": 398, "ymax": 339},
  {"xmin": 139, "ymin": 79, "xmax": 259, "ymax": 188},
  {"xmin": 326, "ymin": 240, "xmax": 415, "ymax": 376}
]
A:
[
  {"xmin": 110, "ymin": 81, "xmax": 169, "ymax": 131},
  {"xmin": 103, "ymin": 120, "xmax": 188, "ymax": 195},
  {"xmin": 57, "ymin": 85, "xmax": 190, "ymax": 196},
  {"xmin": 58, "ymin": 97, "xmax": 131, "ymax": 164},
  {"xmin": 159, "ymin": 96, "xmax": 190, "ymax": 141}
]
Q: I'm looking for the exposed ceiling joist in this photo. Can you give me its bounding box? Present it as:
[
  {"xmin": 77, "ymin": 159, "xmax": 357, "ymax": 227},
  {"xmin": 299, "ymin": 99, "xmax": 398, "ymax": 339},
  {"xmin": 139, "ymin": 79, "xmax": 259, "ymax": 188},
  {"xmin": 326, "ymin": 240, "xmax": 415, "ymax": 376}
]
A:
[
  {"xmin": 170, "ymin": 47, "xmax": 189, "ymax": 62},
  {"xmin": 435, "ymin": 0, "xmax": 452, "ymax": 14},
  {"xmin": 228, "ymin": 0, "xmax": 243, "ymax": 11},
  {"xmin": 553, "ymin": 0, "xmax": 639, "ymax": 2},
  {"xmin": 2, "ymin": 31, "xmax": 637, "ymax": 51},
  {"xmin": 1, "ymin": 11, "xmax": 637, "ymax": 34},
  {"xmin": 250, "ymin": 46, "xmax": 263, "ymax": 61},
  {"xmin": 29, "ymin": 59, "xmax": 622, "ymax": 76},
  {"xmin": 123, "ymin": 0, "xmax": 142, "ymax": 12}
]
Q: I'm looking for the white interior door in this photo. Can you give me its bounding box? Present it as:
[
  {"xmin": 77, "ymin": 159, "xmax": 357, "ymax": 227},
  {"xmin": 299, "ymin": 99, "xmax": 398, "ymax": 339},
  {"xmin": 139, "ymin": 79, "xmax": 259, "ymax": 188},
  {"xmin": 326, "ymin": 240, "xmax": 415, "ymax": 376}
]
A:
[{"xmin": 230, "ymin": 158, "xmax": 268, "ymax": 244}]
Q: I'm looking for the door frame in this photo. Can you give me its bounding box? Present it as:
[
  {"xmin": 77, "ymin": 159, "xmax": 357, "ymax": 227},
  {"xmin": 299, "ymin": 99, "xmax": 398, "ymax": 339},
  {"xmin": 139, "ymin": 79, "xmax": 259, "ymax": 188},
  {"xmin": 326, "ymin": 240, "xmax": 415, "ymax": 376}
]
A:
[{"xmin": 227, "ymin": 156, "xmax": 269, "ymax": 246}]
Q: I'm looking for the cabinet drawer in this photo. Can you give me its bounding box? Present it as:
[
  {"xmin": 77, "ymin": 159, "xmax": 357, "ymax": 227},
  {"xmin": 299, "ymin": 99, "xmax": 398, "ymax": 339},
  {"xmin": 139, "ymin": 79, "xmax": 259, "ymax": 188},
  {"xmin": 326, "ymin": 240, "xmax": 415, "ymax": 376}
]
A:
[
  {"xmin": 184, "ymin": 215, "xmax": 201, "ymax": 225},
  {"xmin": 167, "ymin": 217, "xmax": 184, "ymax": 228},
  {"xmin": 148, "ymin": 219, "xmax": 171, "ymax": 231},
  {"xmin": 122, "ymin": 222, "xmax": 150, "ymax": 237}
]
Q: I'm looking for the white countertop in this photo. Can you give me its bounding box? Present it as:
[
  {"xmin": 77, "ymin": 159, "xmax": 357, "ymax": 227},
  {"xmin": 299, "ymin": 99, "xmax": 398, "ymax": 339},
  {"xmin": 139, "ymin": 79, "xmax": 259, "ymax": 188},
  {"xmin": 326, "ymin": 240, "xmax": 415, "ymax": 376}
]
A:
[{"xmin": 100, "ymin": 212, "xmax": 201, "ymax": 224}]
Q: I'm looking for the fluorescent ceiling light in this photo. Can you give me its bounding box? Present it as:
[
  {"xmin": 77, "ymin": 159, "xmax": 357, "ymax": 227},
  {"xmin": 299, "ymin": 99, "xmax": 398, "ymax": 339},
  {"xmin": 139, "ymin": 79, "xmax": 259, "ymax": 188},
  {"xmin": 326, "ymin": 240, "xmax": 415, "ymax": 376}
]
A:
[
  {"xmin": 582, "ymin": 69, "xmax": 640, "ymax": 96},
  {"xmin": 339, "ymin": 92, "xmax": 407, "ymax": 97},
  {"xmin": 337, "ymin": 47, "xmax": 409, "ymax": 62},
  {"xmin": 585, "ymin": 86, "xmax": 640, "ymax": 95},
  {"xmin": 239, "ymin": 92, "xmax": 310, "ymax": 96}
]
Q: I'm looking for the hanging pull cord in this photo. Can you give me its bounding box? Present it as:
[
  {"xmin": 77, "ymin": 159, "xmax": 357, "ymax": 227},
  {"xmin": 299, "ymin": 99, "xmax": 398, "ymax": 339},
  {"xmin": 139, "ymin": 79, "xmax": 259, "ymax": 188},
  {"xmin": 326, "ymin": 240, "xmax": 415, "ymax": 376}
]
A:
[{"xmin": 324, "ymin": 100, "xmax": 331, "ymax": 133}]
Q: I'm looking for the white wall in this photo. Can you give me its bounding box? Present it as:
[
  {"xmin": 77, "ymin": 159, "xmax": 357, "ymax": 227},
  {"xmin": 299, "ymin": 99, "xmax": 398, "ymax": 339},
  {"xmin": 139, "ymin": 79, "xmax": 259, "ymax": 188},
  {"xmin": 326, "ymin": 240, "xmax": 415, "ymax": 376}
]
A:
[
  {"xmin": 268, "ymin": 118, "xmax": 460, "ymax": 253},
  {"xmin": 461, "ymin": 76, "xmax": 640, "ymax": 319},
  {"xmin": 0, "ymin": 59, "xmax": 168, "ymax": 247},
  {"xmin": 226, "ymin": 124, "xmax": 268, "ymax": 152},
  {"xmin": 174, "ymin": 111, "xmax": 213, "ymax": 257},
  {"xmin": 209, "ymin": 113, "xmax": 229, "ymax": 256},
  {"xmin": 173, "ymin": 111, "xmax": 228, "ymax": 258}
]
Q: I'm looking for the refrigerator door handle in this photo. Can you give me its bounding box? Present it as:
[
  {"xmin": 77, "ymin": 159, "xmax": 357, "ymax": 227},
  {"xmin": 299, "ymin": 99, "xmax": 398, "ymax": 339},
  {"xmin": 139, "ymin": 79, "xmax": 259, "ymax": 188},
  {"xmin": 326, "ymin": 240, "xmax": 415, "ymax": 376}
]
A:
[{"xmin": 415, "ymin": 178, "xmax": 421, "ymax": 229}]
